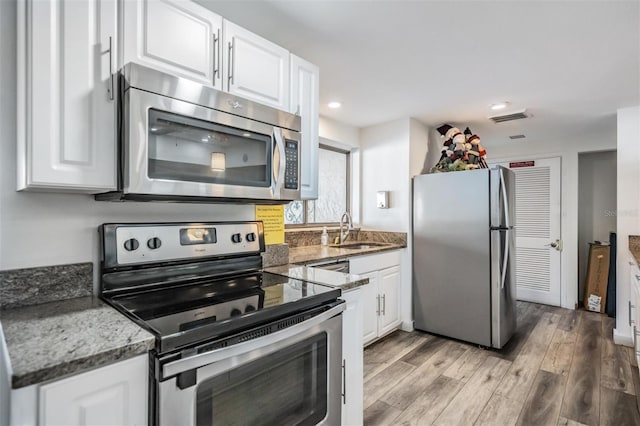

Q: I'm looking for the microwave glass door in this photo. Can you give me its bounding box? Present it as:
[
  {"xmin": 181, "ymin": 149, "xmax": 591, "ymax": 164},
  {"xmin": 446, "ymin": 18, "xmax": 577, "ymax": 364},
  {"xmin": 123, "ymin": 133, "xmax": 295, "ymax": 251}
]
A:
[
  {"xmin": 195, "ymin": 333, "xmax": 328, "ymax": 426},
  {"xmin": 148, "ymin": 109, "xmax": 272, "ymax": 188}
]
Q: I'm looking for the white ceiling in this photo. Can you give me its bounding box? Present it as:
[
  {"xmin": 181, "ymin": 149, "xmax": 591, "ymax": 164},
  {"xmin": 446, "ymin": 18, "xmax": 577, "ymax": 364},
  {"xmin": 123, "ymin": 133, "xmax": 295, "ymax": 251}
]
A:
[{"xmin": 197, "ymin": 0, "xmax": 640, "ymax": 147}]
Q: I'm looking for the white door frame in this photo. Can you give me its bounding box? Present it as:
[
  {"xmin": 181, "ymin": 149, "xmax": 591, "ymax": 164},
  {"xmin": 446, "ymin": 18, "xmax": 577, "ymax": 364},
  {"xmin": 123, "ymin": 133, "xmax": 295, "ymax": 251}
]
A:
[{"xmin": 488, "ymin": 153, "xmax": 575, "ymax": 310}]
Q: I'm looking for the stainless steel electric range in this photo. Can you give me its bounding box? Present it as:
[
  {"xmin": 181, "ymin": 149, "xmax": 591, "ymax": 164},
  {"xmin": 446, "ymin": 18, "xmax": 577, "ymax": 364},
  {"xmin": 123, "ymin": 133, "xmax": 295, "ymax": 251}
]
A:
[{"xmin": 99, "ymin": 221, "xmax": 344, "ymax": 426}]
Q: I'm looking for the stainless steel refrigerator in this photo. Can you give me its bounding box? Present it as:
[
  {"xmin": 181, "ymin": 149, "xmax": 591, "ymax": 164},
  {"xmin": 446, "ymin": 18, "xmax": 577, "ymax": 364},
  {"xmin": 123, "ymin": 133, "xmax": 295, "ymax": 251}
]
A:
[{"xmin": 412, "ymin": 166, "xmax": 517, "ymax": 348}]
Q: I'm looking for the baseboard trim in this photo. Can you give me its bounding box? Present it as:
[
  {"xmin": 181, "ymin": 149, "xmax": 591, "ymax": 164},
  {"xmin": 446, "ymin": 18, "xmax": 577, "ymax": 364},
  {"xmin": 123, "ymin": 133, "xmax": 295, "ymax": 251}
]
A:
[
  {"xmin": 400, "ymin": 320, "xmax": 414, "ymax": 332},
  {"xmin": 614, "ymin": 328, "xmax": 634, "ymax": 347}
]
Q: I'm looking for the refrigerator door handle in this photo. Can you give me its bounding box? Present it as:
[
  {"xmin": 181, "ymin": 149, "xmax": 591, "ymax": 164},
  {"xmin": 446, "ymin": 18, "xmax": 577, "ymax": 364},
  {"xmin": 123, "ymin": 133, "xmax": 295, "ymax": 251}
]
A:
[
  {"xmin": 499, "ymin": 168, "xmax": 511, "ymax": 229},
  {"xmin": 501, "ymin": 229, "xmax": 510, "ymax": 289}
]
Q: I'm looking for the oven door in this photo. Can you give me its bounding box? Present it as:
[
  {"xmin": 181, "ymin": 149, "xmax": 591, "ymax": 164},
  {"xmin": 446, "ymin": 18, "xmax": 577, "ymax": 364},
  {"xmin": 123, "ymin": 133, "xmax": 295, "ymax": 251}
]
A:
[
  {"xmin": 124, "ymin": 87, "xmax": 301, "ymax": 201},
  {"xmin": 157, "ymin": 303, "xmax": 344, "ymax": 426}
]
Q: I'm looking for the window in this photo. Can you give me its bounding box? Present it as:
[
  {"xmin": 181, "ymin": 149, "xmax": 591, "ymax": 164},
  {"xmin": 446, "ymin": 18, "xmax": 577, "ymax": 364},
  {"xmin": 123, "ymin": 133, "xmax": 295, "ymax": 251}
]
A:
[{"xmin": 285, "ymin": 145, "xmax": 350, "ymax": 225}]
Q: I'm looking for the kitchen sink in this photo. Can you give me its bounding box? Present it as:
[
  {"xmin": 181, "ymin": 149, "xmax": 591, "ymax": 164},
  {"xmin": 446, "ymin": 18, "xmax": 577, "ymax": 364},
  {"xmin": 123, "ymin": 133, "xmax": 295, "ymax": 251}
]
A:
[{"xmin": 332, "ymin": 242, "xmax": 389, "ymax": 250}]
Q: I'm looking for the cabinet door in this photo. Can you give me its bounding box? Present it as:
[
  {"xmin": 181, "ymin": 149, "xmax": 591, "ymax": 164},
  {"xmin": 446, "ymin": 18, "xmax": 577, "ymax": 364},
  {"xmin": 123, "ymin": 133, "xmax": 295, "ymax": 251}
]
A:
[
  {"xmin": 40, "ymin": 355, "xmax": 147, "ymax": 426},
  {"xmin": 123, "ymin": 0, "xmax": 223, "ymax": 88},
  {"xmin": 18, "ymin": 0, "xmax": 117, "ymax": 192},
  {"xmin": 290, "ymin": 55, "xmax": 319, "ymax": 200},
  {"xmin": 361, "ymin": 273, "xmax": 380, "ymax": 346},
  {"xmin": 379, "ymin": 266, "xmax": 402, "ymax": 336},
  {"xmin": 224, "ymin": 20, "xmax": 289, "ymax": 110},
  {"xmin": 340, "ymin": 289, "xmax": 364, "ymax": 426}
]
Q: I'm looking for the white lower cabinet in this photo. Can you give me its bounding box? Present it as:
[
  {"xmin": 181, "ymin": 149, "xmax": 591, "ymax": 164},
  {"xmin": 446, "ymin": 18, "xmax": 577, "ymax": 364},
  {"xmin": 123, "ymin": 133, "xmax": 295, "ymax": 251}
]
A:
[
  {"xmin": 350, "ymin": 251, "xmax": 402, "ymax": 346},
  {"xmin": 630, "ymin": 262, "xmax": 640, "ymax": 369},
  {"xmin": 341, "ymin": 288, "xmax": 363, "ymax": 426},
  {"xmin": 10, "ymin": 355, "xmax": 148, "ymax": 426}
]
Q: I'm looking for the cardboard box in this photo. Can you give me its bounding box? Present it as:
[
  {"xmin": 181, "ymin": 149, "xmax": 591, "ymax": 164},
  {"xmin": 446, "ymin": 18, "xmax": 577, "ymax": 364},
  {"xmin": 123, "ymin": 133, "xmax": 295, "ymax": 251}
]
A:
[{"xmin": 583, "ymin": 243, "xmax": 610, "ymax": 313}]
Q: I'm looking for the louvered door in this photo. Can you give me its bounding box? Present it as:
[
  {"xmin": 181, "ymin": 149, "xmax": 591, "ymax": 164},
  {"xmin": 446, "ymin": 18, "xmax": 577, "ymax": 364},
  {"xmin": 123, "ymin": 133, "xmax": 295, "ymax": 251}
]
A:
[{"xmin": 493, "ymin": 157, "xmax": 562, "ymax": 305}]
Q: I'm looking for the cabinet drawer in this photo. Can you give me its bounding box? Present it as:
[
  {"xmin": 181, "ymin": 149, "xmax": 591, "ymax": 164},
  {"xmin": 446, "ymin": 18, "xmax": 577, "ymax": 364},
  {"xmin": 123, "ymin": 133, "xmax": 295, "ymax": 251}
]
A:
[{"xmin": 349, "ymin": 250, "xmax": 401, "ymax": 274}]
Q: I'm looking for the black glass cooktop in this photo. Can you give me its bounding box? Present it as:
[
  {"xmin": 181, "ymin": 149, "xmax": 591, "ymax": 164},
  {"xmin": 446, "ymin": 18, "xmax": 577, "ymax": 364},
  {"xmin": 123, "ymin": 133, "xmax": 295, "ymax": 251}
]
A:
[{"xmin": 105, "ymin": 272, "xmax": 340, "ymax": 354}]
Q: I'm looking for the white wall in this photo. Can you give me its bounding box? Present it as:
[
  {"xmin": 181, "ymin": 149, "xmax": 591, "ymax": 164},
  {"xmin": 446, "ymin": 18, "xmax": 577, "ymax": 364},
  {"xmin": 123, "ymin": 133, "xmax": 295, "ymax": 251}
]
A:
[
  {"xmin": 487, "ymin": 124, "xmax": 617, "ymax": 310},
  {"xmin": 319, "ymin": 115, "xmax": 360, "ymax": 148},
  {"xmin": 616, "ymin": 106, "xmax": 640, "ymax": 345},
  {"xmin": 359, "ymin": 117, "xmax": 429, "ymax": 331},
  {"xmin": 0, "ymin": 0, "xmax": 255, "ymax": 278},
  {"xmin": 577, "ymin": 151, "xmax": 617, "ymax": 301}
]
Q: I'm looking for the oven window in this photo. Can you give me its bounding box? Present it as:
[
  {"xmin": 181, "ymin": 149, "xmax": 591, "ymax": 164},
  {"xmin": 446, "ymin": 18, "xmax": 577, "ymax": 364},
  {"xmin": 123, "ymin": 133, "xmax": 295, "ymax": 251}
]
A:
[
  {"xmin": 147, "ymin": 109, "xmax": 272, "ymax": 187},
  {"xmin": 195, "ymin": 333, "xmax": 328, "ymax": 426}
]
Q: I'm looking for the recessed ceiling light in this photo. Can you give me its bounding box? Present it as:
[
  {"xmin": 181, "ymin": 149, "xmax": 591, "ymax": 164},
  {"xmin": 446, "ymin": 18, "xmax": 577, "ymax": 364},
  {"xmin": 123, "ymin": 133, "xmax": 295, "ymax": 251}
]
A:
[
  {"xmin": 328, "ymin": 101, "xmax": 342, "ymax": 109},
  {"xmin": 490, "ymin": 102, "xmax": 510, "ymax": 111}
]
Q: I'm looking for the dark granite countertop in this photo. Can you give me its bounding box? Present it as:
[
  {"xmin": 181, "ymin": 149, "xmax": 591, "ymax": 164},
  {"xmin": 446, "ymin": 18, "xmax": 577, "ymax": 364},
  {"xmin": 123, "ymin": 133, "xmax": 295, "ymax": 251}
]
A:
[
  {"xmin": 288, "ymin": 242, "xmax": 405, "ymax": 265},
  {"xmin": 0, "ymin": 296, "xmax": 154, "ymax": 388},
  {"xmin": 264, "ymin": 265, "xmax": 370, "ymax": 291},
  {"xmin": 630, "ymin": 235, "xmax": 640, "ymax": 265}
]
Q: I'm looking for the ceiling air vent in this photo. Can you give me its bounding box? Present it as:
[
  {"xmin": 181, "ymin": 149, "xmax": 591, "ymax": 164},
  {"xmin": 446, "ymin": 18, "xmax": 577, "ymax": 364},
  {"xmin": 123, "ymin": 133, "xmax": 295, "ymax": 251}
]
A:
[
  {"xmin": 489, "ymin": 109, "xmax": 529, "ymax": 123},
  {"xmin": 509, "ymin": 134, "xmax": 526, "ymax": 140}
]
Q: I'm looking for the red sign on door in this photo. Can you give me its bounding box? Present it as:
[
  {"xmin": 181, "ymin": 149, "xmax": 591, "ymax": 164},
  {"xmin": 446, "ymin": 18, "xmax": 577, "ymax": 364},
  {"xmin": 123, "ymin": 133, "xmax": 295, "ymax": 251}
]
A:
[{"xmin": 509, "ymin": 161, "xmax": 535, "ymax": 168}]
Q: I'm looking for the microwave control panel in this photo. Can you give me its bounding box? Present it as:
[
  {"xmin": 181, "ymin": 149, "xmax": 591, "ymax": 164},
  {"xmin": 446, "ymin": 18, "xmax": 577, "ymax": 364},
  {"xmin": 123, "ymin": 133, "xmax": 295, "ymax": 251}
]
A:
[{"xmin": 284, "ymin": 139, "xmax": 299, "ymax": 190}]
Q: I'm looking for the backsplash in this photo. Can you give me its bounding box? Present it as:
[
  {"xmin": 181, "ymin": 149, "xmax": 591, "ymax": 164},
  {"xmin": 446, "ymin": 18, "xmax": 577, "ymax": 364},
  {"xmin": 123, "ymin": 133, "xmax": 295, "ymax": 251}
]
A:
[
  {"xmin": 0, "ymin": 262, "xmax": 93, "ymax": 310},
  {"xmin": 261, "ymin": 244, "xmax": 290, "ymax": 267},
  {"xmin": 285, "ymin": 228, "xmax": 407, "ymax": 248}
]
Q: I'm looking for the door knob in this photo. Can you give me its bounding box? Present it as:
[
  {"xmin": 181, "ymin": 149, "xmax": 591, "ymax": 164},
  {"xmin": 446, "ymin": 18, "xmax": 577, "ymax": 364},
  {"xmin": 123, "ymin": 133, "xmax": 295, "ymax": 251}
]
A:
[{"xmin": 545, "ymin": 239, "xmax": 562, "ymax": 251}]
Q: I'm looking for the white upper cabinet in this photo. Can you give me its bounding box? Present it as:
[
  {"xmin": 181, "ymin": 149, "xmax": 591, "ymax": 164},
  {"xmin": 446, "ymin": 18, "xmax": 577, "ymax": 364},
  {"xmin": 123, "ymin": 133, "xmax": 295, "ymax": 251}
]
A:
[
  {"xmin": 223, "ymin": 21, "xmax": 290, "ymax": 110},
  {"xmin": 122, "ymin": 0, "xmax": 223, "ymax": 89},
  {"xmin": 17, "ymin": 0, "xmax": 117, "ymax": 192},
  {"xmin": 290, "ymin": 55, "xmax": 319, "ymax": 200}
]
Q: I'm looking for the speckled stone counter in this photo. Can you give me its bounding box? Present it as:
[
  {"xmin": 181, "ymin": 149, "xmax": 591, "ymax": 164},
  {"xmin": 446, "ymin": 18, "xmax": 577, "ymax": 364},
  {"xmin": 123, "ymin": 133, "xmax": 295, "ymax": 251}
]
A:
[
  {"xmin": 0, "ymin": 262, "xmax": 93, "ymax": 309},
  {"xmin": 264, "ymin": 265, "xmax": 369, "ymax": 291},
  {"xmin": 287, "ymin": 242, "xmax": 405, "ymax": 265},
  {"xmin": 630, "ymin": 235, "xmax": 640, "ymax": 265},
  {"xmin": 1, "ymin": 296, "xmax": 154, "ymax": 388}
]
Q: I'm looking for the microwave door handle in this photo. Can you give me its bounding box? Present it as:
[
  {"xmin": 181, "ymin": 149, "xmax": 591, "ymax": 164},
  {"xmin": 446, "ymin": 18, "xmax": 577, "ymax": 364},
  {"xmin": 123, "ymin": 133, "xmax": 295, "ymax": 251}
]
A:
[{"xmin": 273, "ymin": 128, "xmax": 286, "ymax": 198}]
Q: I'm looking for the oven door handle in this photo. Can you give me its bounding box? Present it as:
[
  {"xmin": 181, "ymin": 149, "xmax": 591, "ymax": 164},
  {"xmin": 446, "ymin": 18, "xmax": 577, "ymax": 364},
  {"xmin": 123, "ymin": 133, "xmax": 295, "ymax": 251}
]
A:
[
  {"xmin": 162, "ymin": 303, "xmax": 346, "ymax": 378},
  {"xmin": 272, "ymin": 127, "xmax": 286, "ymax": 198}
]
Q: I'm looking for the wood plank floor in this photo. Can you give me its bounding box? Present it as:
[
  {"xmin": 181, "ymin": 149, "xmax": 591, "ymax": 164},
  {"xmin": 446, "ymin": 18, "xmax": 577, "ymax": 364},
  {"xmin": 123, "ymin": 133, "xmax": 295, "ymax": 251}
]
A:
[{"xmin": 363, "ymin": 301, "xmax": 640, "ymax": 426}]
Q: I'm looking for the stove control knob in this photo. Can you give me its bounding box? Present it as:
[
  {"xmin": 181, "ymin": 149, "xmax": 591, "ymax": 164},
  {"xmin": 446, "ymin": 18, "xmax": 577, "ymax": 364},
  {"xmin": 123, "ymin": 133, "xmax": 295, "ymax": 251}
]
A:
[
  {"xmin": 231, "ymin": 233, "xmax": 243, "ymax": 244},
  {"xmin": 245, "ymin": 305, "xmax": 256, "ymax": 313},
  {"xmin": 230, "ymin": 308, "xmax": 242, "ymax": 317},
  {"xmin": 147, "ymin": 237, "xmax": 162, "ymax": 250},
  {"xmin": 246, "ymin": 232, "xmax": 256, "ymax": 243},
  {"xmin": 123, "ymin": 238, "xmax": 139, "ymax": 251}
]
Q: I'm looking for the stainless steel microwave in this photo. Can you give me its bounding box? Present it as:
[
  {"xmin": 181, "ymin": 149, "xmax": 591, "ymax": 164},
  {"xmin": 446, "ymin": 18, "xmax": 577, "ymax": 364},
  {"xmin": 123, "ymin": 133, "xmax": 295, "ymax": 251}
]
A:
[{"xmin": 96, "ymin": 63, "xmax": 301, "ymax": 203}]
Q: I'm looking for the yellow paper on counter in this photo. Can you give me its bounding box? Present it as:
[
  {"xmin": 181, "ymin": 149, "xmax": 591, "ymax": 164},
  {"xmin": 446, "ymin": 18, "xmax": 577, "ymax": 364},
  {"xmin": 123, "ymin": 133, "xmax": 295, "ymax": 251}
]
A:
[{"xmin": 255, "ymin": 205, "xmax": 284, "ymax": 245}]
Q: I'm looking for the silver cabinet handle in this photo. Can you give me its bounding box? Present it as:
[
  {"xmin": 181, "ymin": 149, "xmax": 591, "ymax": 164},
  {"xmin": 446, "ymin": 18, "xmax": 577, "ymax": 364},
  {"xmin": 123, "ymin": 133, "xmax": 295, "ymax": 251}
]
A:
[
  {"xmin": 227, "ymin": 40, "xmax": 234, "ymax": 87},
  {"xmin": 631, "ymin": 300, "xmax": 636, "ymax": 326},
  {"xmin": 376, "ymin": 295, "xmax": 380, "ymax": 316},
  {"xmin": 107, "ymin": 36, "xmax": 114, "ymax": 101},
  {"xmin": 212, "ymin": 30, "xmax": 220, "ymax": 80},
  {"xmin": 342, "ymin": 359, "xmax": 346, "ymax": 404},
  {"xmin": 636, "ymin": 274, "xmax": 640, "ymax": 281},
  {"xmin": 382, "ymin": 294, "xmax": 386, "ymax": 315}
]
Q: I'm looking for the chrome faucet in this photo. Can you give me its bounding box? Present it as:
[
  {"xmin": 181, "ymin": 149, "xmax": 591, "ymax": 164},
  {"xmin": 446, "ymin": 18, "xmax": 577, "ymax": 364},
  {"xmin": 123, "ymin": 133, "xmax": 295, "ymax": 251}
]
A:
[{"xmin": 339, "ymin": 212, "xmax": 352, "ymax": 244}]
